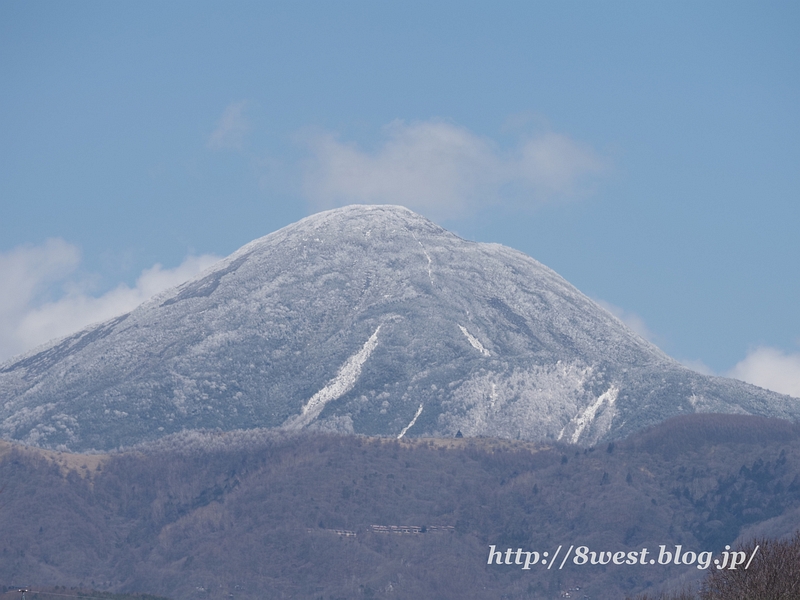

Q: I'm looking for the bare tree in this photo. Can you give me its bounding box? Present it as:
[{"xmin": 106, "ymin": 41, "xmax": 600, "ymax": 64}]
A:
[{"xmin": 701, "ymin": 531, "xmax": 800, "ymax": 600}]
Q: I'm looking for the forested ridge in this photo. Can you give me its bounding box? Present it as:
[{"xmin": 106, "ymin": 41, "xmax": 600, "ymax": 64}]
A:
[{"xmin": 1, "ymin": 414, "xmax": 799, "ymax": 600}]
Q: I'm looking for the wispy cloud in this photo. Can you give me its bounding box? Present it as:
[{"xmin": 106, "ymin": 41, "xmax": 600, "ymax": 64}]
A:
[
  {"xmin": 594, "ymin": 298, "xmax": 800, "ymax": 397},
  {"xmin": 727, "ymin": 347, "xmax": 800, "ymax": 398},
  {"xmin": 207, "ymin": 100, "xmax": 250, "ymax": 151},
  {"xmin": 301, "ymin": 119, "xmax": 606, "ymax": 219},
  {"xmin": 678, "ymin": 358, "xmax": 715, "ymax": 377},
  {"xmin": 594, "ymin": 299, "xmax": 657, "ymax": 343},
  {"xmin": 0, "ymin": 240, "xmax": 220, "ymax": 362}
]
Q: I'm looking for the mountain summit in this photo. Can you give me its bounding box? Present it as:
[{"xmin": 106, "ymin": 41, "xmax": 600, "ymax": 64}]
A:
[{"xmin": 1, "ymin": 205, "xmax": 797, "ymax": 451}]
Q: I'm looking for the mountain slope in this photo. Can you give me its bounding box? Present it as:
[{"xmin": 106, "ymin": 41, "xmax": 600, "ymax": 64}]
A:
[
  {"xmin": 0, "ymin": 205, "xmax": 796, "ymax": 451},
  {"xmin": 2, "ymin": 415, "xmax": 800, "ymax": 600}
]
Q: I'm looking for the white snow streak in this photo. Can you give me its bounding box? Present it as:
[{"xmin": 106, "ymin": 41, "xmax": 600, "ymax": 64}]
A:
[
  {"xmin": 458, "ymin": 324, "xmax": 490, "ymax": 356},
  {"xmin": 286, "ymin": 326, "xmax": 381, "ymax": 429},
  {"xmin": 559, "ymin": 385, "xmax": 618, "ymax": 444},
  {"xmin": 410, "ymin": 231, "xmax": 434, "ymax": 285},
  {"xmin": 397, "ymin": 404, "xmax": 423, "ymax": 439}
]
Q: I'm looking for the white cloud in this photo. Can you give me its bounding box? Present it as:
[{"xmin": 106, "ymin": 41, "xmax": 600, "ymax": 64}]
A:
[
  {"xmin": 594, "ymin": 299, "xmax": 656, "ymax": 342},
  {"xmin": 516, "ymin": 132, "xmax": 605, "ymax": 195},
  {"xmin": 727, "ymin": 347, "xmax": 800, "ymax": 398},
  {"xmin": 0, "ymin": 238, "xmax": 81, "ymax": 320},
  {"xmin": 678, "ymin": 358, "xmax": 715, "ymax": 376},
  {"xmin": 301, "ymin": 119, "xmax": 606, "ymax": 219},
  {"xmin": 207, "ymin": 100, "xmax": 250, "ymax": 151},
  {"xmin": 594, "ymin": 298, "xmax": 800, "ymax": 395},
  {"xmin": 0, "ymin": 240, "xmax": 220, "ymax": 363}
]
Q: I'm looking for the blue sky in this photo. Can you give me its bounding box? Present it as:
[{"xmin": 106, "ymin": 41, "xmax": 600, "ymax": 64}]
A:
[{"xmin": 1, "ymin": 1, "xmax": 799, "ymax": 396}]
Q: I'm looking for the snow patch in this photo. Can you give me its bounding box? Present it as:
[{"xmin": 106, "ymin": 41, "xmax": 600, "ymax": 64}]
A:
[
  {"xmin": 458, "ymin": 325, "xmax": 490, "ymax": 356},
  {"xmin": 559, "ymin": 385, "xmax": 619, "ymax": 444},
  {"xmin": 284, "ymin": 326, "xmax": 381, "ymax": 430},
  {"xmin": 410, "ymin": 231, "xmax": 434, "ymax": 285},
  {"xmin": 397, "ymin": 404, "xmax": 423, "ymax": 439},
  {"xmin": 440, "ymin": 363, "xmax": 593, "ymax": 441}
]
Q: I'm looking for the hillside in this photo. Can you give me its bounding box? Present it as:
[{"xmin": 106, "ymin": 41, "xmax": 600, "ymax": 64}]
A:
[
  {"xmin": 1, "ymin": 206, "xmax": 796, "ymax": 452},
  {"xmin": 1, "ymin": 414, "xmax": 799, "ymax": 599}
]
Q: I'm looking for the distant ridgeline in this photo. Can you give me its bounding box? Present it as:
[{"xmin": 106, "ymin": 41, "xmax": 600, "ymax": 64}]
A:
[
  {"xmin": 1, "ymin": 205, "xmax": 798, "ymax": 452},
  {"xmin": 1, "ymin": 414, "xmax": 800, "ymax": 600}
]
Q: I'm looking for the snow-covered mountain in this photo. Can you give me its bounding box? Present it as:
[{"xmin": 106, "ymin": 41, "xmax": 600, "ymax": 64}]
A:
[{"xmin": 1, "ymin": 205, "xmax": 797, "ymax": 451}]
